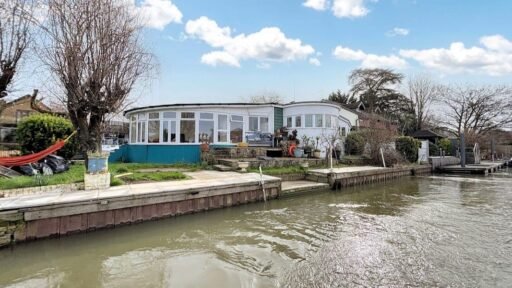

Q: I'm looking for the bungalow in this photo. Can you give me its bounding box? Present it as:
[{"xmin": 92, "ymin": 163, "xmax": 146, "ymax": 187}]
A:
[{"xmin": 110, "ymin": 101, "xmax": 358, "ymax": 164}]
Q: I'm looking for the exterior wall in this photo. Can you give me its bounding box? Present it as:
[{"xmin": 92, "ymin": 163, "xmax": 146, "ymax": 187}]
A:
[
  {"xmin": 283, "ymin": 103, "xmax": 352, "ymax": 157},
  {"xmin": 108, "ymin": 144, "xmax": 200, "ymax": 164},
  {"xmin": 0, "ymin": 97, "xmax": 36, "ymax": 126}
]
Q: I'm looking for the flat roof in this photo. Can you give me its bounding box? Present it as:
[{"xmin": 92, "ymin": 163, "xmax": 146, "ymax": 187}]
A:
[{"xmin": 124, "ymin": 100, "xmax": 358, "ymax": 116}]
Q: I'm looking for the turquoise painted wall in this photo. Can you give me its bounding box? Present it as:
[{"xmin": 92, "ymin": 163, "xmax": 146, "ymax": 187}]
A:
[
  {"xmin": 108, "ymin": 144, "xmax": 200, "ymax": 164},
  {"xmin": 274, "ymin": 107, "xmax": 283, "ymax": 131}
]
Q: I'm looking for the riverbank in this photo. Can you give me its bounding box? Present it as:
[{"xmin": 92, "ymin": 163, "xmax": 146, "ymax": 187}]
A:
[{"xmin": 0, "ymin": 164, "xmax": 432, "ymax": 248}]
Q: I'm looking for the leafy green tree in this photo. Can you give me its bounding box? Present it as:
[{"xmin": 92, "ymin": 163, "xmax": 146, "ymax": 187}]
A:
[{"xmin": 16, "ymin": 114, "xmax": 78, "ymax": 159}]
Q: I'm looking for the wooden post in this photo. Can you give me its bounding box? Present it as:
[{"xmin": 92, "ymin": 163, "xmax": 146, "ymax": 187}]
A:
[{"xmin": 460, "ymin": 133, "xmax": 466, "ymax": 168}]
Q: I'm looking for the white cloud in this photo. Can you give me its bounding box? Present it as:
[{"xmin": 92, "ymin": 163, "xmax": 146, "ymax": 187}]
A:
[
  {"xmin": 186, "ymin": 17, "xmax": 315, "ymax": 67},
  {"xmin": 303, "ymin": 0, "xmax": 373, "ymax": 19},
  {"xmin": 332, "ymin": 0, "xmax": 369, "ymax": 18},
  {"xmin": 333, "ymin": 46, "xmax": 407, "ymax": 69},
  {"xmin": 309, "ymin": 58, "xmax": 321, "ymax": 66},
  {"xmin": 201, "ymin": 51, "xmax": 240, "ymax": 67},
  {"xmin": 386, "ymin": 27, "xmax": 409, "ymax": 37},
  {"xmin": 303, "ymin": 0, "xmax": 328, "ymax": 11},
  {"xmin": 129, "ymin": 0, "xmax": 182, "ymax": 29},
  {"xmin": 400, "ymin": 34, "xmax": 512, "ymax": 76}
]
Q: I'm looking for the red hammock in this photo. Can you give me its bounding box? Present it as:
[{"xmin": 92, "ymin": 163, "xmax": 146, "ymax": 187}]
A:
[{"xmin": 0, "ymin": 132, "xmax": 76, "ymax": 167}]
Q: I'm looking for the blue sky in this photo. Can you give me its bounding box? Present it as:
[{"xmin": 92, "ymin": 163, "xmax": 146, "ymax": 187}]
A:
[{"xmin": 20, "ymin": 0, "xmax": 512, "ymax": 106}]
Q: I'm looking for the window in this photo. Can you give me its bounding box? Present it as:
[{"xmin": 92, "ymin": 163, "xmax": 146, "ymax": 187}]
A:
[
  {"xmin": 137, "ymin": 122, "xmax": 146, "ymax": 143},
  {"xmin": 341, "ymin": 127, "xmax": 346, "ymax": 137},
  {"xmin": 130, "ymin": 116, "xmax": 136, "ymax": 143},
  {"xmin": 181, "ymin": 112, "xmax": 194, "ymax": 119},
  {"xmin": 295, "ymin": 116, "xmax": 302, "ymax": 128},
  {"xmin": 230, "ymin": 115, "xmax": 244, "ymax": 143},
  {"xmin": 249, "ymin": 116, "xmax": 269, "ymax": 132},
  {"xmin": 305, "ymin": 114, "xmax": 313, "ymax": 127},
  {"xmin": 260, "ymin": 117, "xmax": 269, "ymax": 132},
  {"xmin": 249, "ymin": 116, "xmax": 259, "ymax": 131},
  {"xmin": 162, "ymin": 112, "xmax": 176, "ymax": 143},
  {"xmin": 218, "ymin": 114, "xmax": 228, "ymax": 142},
  {"xmin": 286, "ymin": 117, "xmax": 292, "ymax": 127},
  {"xmin": 137, "ymin": 113, "xmax": 146, "ymax": 143},
  {"xmin": 180, "ymin": 112, "xmax": 195, "ymax": 143},
  {"xmin": 148, "ymin": 120, "xmax": 160, "ymax": 143},
  {"xmin": 325, "ymin": 115, "xmax": 331, "ymax": 128},
  {"xmin": 199, "ymin": 113, "xmax": 214, "ymax": 143},
  {"xmin": 148, "ymin": 112, "xmax": 160, "ymax": 143},
  {"xmin": 315, "ymin": 114, "xmax": 323, "ymax": 128}
]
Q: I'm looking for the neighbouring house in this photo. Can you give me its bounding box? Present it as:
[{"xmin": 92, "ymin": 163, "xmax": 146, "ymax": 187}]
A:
[
  {"xmin": 109, "ymin": 101, "xmax": 359, "ymax": 164},
  {"xmin": 0, "ymin": 95, "xmax": 51, "ymax": 147}
]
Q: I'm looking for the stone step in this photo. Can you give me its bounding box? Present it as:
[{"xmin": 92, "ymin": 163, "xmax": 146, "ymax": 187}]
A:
[{"xmin": 213, "ymin": 164, "xmax": 235, "ymax": 172}]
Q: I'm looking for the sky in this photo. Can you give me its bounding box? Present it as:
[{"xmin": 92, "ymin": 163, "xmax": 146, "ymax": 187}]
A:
[{"xmin": 15, "ymin": 0, "xmax": 512, "ymax": 107}]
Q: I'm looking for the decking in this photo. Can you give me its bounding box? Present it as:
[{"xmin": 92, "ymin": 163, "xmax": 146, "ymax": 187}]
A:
[{"xmin": 438, "ymin": 161, "xmax": 508, "ymax": 175}]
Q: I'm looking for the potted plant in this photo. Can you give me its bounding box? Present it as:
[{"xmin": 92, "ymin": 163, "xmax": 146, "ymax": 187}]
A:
[
  {"xmin": 302, "ymin": 135, "xmax": 312, "ymax": 158},
  {"xmin": 313, "ymin": 136, "xmax": 321, "ymax": 158}
]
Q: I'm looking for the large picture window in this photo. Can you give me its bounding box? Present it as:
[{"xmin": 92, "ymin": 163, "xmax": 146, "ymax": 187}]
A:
[
  {"xmin": 162, "ymin": 112, "xmax": 176, "ymax": 143},
  {"xmin": 230, "ymin": 115, "xmax": 243, "ymax": 143},
  {"xmin": 218, "ymin": 114, "xmax": 228, "ymax": 142},
  {"xmin": 249, "ymin": 116, "xmax": 269, "ymax": 132},
  {"xmin": 148, "ymin": 112, "xmax": 160, "ymax": 143},
  {"xmin": 305, "ymin": 114, "xmax": 313, "ymax": 128},
  {"xmin": 180, "ymin": 112, "xmax": 195, "ymax": 143},
  {"xmin": 315, "ymin": 114, "xmax": 323, "ymax": 128},
  {"xmin": 137, "ymin": 113, "xmax": 146, "ymax": 143},
  {"xmin": 199, "ymin": 113, "xmax": 214, "ymax": 143}
]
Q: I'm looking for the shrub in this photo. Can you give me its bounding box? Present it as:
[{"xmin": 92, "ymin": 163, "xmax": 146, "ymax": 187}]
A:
[
  {"xmin": 345, "ymin": 132, "xmax": 365, "ymax": 155},
  {"xmin": 395, "ymin": 136, "xmax": 420, "ymax": 163},
  {"xmin": 429, "ymin": 142, "xmax": 440, "ymax": 156},
  {"xmin": 438, "ymin": 138, "xmax": 452, "ymax": 155},
  {"xmin": 16, "ymin": 114, "xmax": 78, "ymax": 159}
]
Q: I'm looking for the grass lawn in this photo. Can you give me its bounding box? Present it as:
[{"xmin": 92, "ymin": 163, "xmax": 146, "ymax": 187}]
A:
[
  {"xmin": 0, "ymin": 162, "xmax": 201, "ymax": 190},
  {"xmin": 247, "ymin": 163, "xmax": 347, "ymax": 176}
]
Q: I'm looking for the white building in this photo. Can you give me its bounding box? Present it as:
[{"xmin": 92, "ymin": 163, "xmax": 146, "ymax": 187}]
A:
[{"xmin": 114, "ymin": 101, "xmax": 358, "ymax": 163}]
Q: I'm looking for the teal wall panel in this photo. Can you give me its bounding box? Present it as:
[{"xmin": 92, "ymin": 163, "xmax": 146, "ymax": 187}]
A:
[
  {"xmin": 147, "ymin": 145, "xmax": 200, "ymax": 164},
  {"xmin": 274, "ymin": 107, "xmax": 283, "ymax": 131},
  {"xmin": 109, "ymin": 144, "xmax": 200, "ymax": 164}
]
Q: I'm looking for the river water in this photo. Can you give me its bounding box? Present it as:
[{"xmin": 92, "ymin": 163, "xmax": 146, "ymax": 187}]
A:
[{"xmin": 1, "ymin": 170, "xmax": 511, "ymax": 287}]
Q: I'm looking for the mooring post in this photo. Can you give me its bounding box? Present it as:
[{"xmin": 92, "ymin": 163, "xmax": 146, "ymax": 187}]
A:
[{"xmin": 460, "ymin": 133, "xmax": 466, "ymax": 168}]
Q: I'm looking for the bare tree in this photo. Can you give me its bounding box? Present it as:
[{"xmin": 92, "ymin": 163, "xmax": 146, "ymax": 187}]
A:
[
  {"xmin": 405, "ymin": 74, "xmax": 438, "ymax": 130},
  {"xmin": 248, "ymin": 91, "xmax": 283, "ymax": 104},
  {"xmin": 0, "ymin": 0, "xmax": 33, "ymax": 97},
  {"xmin": 437, "ymin": 84, "xmax": 512, "ymax": 143},
  {"xmin": 40, "ymin": 0, "xmax": 152, "ymax": 158}
]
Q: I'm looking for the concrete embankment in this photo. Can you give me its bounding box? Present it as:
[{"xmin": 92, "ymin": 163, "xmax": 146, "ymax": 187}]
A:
[{"xmin": 0, "ymin": 171, "xmax": 280, "ymax": 247}]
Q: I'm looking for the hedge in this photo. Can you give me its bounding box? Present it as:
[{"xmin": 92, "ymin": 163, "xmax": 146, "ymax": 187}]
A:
[
  {"xmin": 395, "ymin": 136, "xmax": 420, "ymax": 163},
  {"xmin": 345, "ymin": 132, "xmax": 365, "ymax": 155},
  {"xmin": 16, "ymin": 114, "xmax": 78, "ymax": 159}
]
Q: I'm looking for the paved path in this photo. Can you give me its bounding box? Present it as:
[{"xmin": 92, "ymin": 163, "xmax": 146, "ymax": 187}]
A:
[
  {"xmin": 309, "ymin": 166, "xmax": 385, "ymax": 175},
  {"xmin": 281, "ymin": 180, "xmax": 329, "ymax": 195},
  {"xmin": 0, "ymin": 171, "xmax": 279, "ymax": 211}
]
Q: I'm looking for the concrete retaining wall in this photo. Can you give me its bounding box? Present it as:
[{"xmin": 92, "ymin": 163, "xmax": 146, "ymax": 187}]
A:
[
  {"xmin": 0, "ymin": 182, "xmax": 280, "ymax": 247},
  {"xmin": 430, "ymin": 156, "xmax": 460, "ymax": 170}
]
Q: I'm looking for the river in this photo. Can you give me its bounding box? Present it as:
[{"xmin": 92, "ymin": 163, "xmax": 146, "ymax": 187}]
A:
[{"xmin": 1, "ymin": 170, "xmax": 511, "ymax": 287}]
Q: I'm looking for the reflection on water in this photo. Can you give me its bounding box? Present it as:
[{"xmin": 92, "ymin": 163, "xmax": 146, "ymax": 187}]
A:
[{"xmin": 1, "ymin": 170, "xmax": 511, "ymax": 287}]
